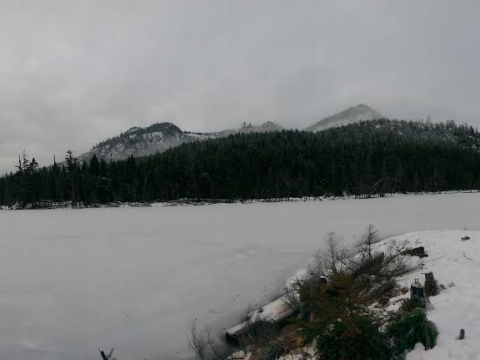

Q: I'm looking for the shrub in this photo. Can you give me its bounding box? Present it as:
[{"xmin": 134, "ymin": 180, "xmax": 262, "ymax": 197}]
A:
[
  {"xmin": 284, "ymin": 226, "xmax": 435, "ymax": 360},
  {"xmin": 387, "ymin": 308, "xmax": 438, "ymax": 359},
  {"xmin": 238, "ymin": 320, "xmax": 280, "ymax": 348},
  {"xmin": 399, "ymin": 297, "xmax": 426, "ymax": 313},
  {"xmin": 297, "ymin": 271, "xmax": 373, "ymax": 345},
  {"xmin": 308, "ymin": 226, "xmax": 422, "ymax": 302},
  {"xmin": 316, "ymin": 315, "xmax": 390, "ymax": 360},
  {"xmin": 188, "ymin": 320, "xmax": 237, "ymax": 360}
]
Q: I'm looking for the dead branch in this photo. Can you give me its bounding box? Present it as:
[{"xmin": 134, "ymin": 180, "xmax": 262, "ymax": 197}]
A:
[
  {"xmin": 425, "ymin": 254, "xmax": 447, "ymax": 263},
  {"xmin": 99, "ymin": 348, "xmax": 116, "ymax": 360},
  {"xmin": 188, "ymin": 319, "xmax": 213, "ymax": 360}
]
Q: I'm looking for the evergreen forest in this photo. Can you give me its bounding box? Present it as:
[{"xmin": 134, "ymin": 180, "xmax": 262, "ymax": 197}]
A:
[{"xmin": 1, "ymin": 119, "xmax": 480, "ymax": 208}]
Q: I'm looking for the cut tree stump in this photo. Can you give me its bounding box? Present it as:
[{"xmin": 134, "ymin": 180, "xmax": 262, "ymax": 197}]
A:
[{"xmin": 424, "ymin": 272, "xmax": 439, "ymax": 297}]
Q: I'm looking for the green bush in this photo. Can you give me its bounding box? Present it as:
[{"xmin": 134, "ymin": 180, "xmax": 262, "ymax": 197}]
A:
[
  {"xmin": 292, "ymin": 227, "xmax": 438, "ymax": 360},
  {"xmin": 387, "ymin": 308, "xmax": 438, "ymax": 359},
  {"xmin": 400, "ymin": 297, "xmax": 426, "ymax": 313},
  {"xmin": 316, "ymin": 316, "xmax": 390, "ymax": 360}
]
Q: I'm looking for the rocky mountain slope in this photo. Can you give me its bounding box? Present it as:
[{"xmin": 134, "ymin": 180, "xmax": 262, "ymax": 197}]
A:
[
  {"xmin": 78, "ymin": 121, "xmax": 283, "ymax": 162},
  {"xmin": 77, "ymin": 123, "xmax": 203, "ymax": 163},
  {"xmin": 76, "ymin": 105, "xmax": 387, "ymax": 162},
  {"xmin": 306, "ymin": 104, "xmax": 384, "ymax": 132}
]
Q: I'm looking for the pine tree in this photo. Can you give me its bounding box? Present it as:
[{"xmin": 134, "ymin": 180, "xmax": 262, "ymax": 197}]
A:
[{"xmin": 65, "ymin": 150, "xmax": 78, "ymax": 207}]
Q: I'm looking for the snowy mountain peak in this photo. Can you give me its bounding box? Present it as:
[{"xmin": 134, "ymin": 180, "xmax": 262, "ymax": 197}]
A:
[
  {"xmin": 78, "ymin": 122, "xmax": 192, "ymax": 163},
  {"xmin": 77, "ymin": 120, "xmax": 285, "ymax": 163},
  {"xmin": 112, "ymin": 122, "xmax": 183, "ymax": 140},
  {"xmin": 306, "ymin": 104, "xmax": 384, "ymax": 132}
]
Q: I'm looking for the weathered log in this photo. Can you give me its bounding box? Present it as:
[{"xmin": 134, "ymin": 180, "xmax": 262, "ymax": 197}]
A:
[{"xmin": 225, "ymin": 296, "xmax": 295, "ymax": 343}]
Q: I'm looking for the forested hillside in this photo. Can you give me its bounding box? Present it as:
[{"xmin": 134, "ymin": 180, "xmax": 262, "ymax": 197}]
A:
[{"xmin": 1, "ymin": 119, "xmax": 480, "ymax": 208}]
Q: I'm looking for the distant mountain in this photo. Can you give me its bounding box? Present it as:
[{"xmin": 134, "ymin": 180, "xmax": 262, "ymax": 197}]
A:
[
  {"xmin": 216, "ymin": 121, "xmax": 284, "ymax": 137},
  {"xmin": 77, "ymin": 122, "xmax": 210, "ymax": 163},
  {"xmin": 77, "ymin": 121, "xmax": 283, "ymax": 162},
  {"xmin": 306, "ymin": 104, "xmax": 384, "ymax": 132},
  {"xmin": 76, "ymin": 105, "xmax": 390, "ymax": 162}
]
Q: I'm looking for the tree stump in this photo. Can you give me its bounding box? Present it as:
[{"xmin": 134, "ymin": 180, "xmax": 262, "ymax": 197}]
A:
[
  {"xmin": 424, "ymin": 272, "xmax": 439, "ymax": 297},
  {"xmin": 410, "ymin": 279, "xmax": 424, "ymax": 299}
]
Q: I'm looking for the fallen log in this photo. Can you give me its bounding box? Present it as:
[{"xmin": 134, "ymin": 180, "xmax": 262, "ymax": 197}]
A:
[{"xmin": 226, "ymin": 295, "xmax": 295, "ymax": 343}]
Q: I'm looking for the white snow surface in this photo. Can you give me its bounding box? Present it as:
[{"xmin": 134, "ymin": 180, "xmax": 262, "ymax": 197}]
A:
[
  {"xmin": 1, "ymin": 193, "xmax": 480, "ymax": 360},
  {"xmin": 375, "ymin": 230, "xmax": 480, "ymax": 360}
]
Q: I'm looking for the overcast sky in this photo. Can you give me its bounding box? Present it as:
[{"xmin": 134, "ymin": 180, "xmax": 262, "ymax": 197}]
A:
[{"xmin": 1, "ymin": 1, "xmax": 479, "ymax": 173}]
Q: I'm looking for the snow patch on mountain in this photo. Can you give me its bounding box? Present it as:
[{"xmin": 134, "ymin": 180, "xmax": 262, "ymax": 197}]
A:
[
  {"xmin": 306, "ymin": 104, "xmax": 384, "ymax": 132},
  {"xmin": 77, "ymin": 121, "xmax": 283, "ymax": 162},
  {"xmin": 77, "ymin": 122, "xmax": 200, "ymax": 162}
]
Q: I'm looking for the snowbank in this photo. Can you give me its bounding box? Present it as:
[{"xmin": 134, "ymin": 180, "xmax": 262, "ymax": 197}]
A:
[
  {"xmin": 373, "ymin": 231, "xmax": 480, "ymax": 360},
  {"xmin": 229, "ymin": 231, "xmax": 480, "ymax": 360}
]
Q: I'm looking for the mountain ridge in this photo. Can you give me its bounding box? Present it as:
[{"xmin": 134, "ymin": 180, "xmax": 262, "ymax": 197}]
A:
[
  {"xmin": 77, "ymin": 122, "xmax": 197, "ymax": 163},
  {"xmin": 306, "ymin": 104, "xmax": 384, "ymax": 132},
  {"xmin": 77, "ymin": 121, "xmax": 284, "ymax": 162},
  {"xmin": 76, "ymin": 104, "xmax": 383, "ymax": 162}
]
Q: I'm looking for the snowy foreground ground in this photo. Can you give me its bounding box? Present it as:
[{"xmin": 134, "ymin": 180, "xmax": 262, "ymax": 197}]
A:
[
  {"xmin": 1, "ymin": 193, "xmax": 480, "ymax": 360},
  {"xmin": 274, "ymin": 230, "xmax": 480, "ymax": 360},
  {"xmin": 378, "ymin": 231, "xmax": 480, "ymax": 360}
]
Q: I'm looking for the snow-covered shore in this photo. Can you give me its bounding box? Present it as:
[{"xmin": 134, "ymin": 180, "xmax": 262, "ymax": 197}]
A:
[
  {"xmin": 376, "ymin": 231, "xmax": 480, "ymax": 360},
  {"xmin": 2, "ymin": 189, "xmax": 479, "ymax": 211},
  {"xmin": 238, "ymin": 230, "xmax": 480, "ymax": 360}
]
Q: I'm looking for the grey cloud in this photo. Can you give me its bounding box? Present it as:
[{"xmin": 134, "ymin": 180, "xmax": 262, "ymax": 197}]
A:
[{"xmin": 1, "ymin": 0, "xmax": 480, "ymax": 172}]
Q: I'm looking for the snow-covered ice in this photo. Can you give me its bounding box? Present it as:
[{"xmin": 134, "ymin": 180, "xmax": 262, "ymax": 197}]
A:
[{"xmin": 1, "ymin": 192, "xmax": 480, "ymax": 360}]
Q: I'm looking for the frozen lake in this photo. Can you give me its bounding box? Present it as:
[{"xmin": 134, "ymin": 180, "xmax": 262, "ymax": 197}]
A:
[{"xmin": 0, "ymin": 192, "xmax": 479, "ymax": 360}]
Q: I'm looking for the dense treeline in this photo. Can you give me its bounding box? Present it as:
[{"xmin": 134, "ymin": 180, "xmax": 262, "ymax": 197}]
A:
[{"xmin": 1, "ymin": 119, "xmax": 480, "ymax": 208}]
